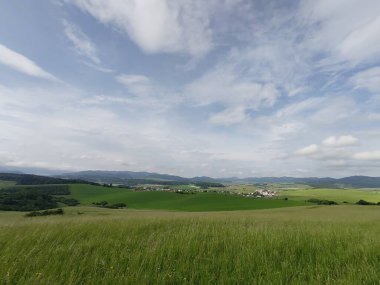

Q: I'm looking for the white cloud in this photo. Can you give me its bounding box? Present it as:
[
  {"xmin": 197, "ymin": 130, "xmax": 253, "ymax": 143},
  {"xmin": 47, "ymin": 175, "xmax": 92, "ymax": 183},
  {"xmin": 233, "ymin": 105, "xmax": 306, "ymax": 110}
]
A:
[
  {"xmin": 300, "ymin": 0, "xmax": 380, "ymax": 66},
  {"xmin": 295, "ymin": 144, "xmax": 319, "ymax": 156},
  {"xmin": 337, "ymin": 15, "xmax": 380, "ymax": 64},
  {"xmin": 67, "ymin": 0, "xmax": 220, "ymax": 56},
  {"xmin": 0, "ymin": 44, "xmax": 58, "ymax": 81},
  {"xmin": 116, "ymin": 74, "xmax": 152, "ymax": 96},
  {"xmin": 185, "ymin": 64, "xmax": 281, "ymax": 125},
  {"xmin": 186, "ymin": 70, "xmax": 280, "ymax": 109},
  {"xmin": 350, "ymin": 67, "xmax": 380, "ymax": 93},
  {"xmin": 353, "ymin": 151, "xmax": 380, "ymax": 161},
  {"xmin": 322, "ymin": 135, "xmax": 358, "ymax": 147},
  {"xmin": 63, "ymin": 20, "xmax": 100, "ymax": 64},
  {"xmin": 368, "ymin": 113, "xmax": 380, "ymax": 121},
  {"xmin": 309, "ymin": 97, "xmax": 357, "ymax": 124},
  {"xmin": 2, "ymin": 0, "xmax": 380, "ymax": 178},
  {"xmin": 209, "ymin": 107, "xmax": 246, "ymax": 126}
]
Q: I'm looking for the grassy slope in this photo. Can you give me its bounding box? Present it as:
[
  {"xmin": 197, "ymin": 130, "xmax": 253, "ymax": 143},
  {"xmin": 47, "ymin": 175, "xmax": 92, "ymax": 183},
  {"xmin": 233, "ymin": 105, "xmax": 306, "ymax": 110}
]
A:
[
  {"xmin": 279, "ymin": 188, "xmax": 380, "ymax": 203},
  {"xmin": 69, "ymin": 184, "xmax": 305, "ymax": 211},
  {"xmin": 1, "ymin": 206, "xmax": 380, "ymax": 284}
]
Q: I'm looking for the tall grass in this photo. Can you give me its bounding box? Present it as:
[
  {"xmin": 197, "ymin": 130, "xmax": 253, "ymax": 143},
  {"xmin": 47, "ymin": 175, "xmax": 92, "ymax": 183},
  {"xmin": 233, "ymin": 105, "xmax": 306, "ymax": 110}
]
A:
[{"xmin": 1, "ymin": 206, "xmax": 380, "ymax": 284}]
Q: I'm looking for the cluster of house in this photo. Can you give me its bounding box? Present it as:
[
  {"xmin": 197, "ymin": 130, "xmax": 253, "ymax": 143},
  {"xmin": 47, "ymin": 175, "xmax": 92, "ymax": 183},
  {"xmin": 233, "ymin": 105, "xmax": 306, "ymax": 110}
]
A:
[
  {"xmin": 243, "ymin": 189, "xmax": 277, "ymax": 198},
  {"xmin": 134, "ymin": 185, "xmax": 170, "ymax": 191}
]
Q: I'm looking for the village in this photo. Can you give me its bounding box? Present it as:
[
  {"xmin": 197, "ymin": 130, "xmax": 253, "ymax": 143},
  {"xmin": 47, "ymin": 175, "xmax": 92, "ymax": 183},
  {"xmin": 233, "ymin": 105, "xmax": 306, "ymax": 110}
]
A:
[
  {"xmin": 122, "ymin": 184, "xmax": 278, "ymax": 198},
  {"xmin": 241, "ymin": 189, "xmax": 278, "ymax": 198}
]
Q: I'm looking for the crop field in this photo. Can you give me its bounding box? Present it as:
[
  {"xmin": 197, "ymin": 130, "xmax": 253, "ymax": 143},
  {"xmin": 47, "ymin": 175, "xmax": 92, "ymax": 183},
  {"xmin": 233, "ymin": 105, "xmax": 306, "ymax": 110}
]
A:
[
  {"xmin": 1, "ymin": 205, "xmax": 380, "ymax": 284},
  {"xmin": 279, "ymin": 188, "xmax": 380, "ymax": 203},
  {"xmin": 68, "ymin": 184, "xmax": 305, "ymax": 211}
]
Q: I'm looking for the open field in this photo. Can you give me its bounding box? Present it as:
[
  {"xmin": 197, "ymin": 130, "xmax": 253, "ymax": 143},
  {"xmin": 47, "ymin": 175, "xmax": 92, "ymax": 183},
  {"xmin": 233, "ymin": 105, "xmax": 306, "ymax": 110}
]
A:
[
  {"xmin": 0, "ymin": 180, "xmax": 16, "ymax": 189},
  {"xmin": 1, "ymin": 205, "xmax": 380, "ymax": 284},
  {"xmin": 222, "ymin": 183, "xmax": 313, "ymax": 194},
  {"xmin": 68, "ymin": 184, "xmax": 306, "ymax": 211},
  {"xmin": 279, "ymin": 188, "xmax": 380, "ymax": 203}
]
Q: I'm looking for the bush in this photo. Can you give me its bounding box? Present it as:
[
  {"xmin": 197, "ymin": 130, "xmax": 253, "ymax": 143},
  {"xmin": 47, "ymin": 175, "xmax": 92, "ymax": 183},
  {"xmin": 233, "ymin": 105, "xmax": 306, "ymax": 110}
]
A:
[
  {"xmin": 105, "ymin": 203, "xmax": 127, "ymax": 209},
  {"xmin": 307, "ymin": 198, "xmax": 338, "ymax": 205},
  {"xmin": 93, "ymin": 201, "xmax": 108, "ymax": 206},
  {"xmin": 54, "ymin": 197, "xmax": 80, "ymax": 206},
  {"xmin": 356, "ymin": 200, "xmax": 375, "ymax": 205},
  {"xmin": 25, "ymin": 208, "xmax": 64, "ymax": 217},
  {"xmin": 92, "ymin": 201, "xmax": 127, "ymax": 209}
]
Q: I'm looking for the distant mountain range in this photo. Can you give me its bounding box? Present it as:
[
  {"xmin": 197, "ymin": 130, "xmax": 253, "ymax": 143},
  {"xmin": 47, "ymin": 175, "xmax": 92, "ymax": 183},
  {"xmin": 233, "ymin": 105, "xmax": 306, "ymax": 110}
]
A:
[
  {"xmin": 1, "ymin": 170, "xmax": 380, "ymax": 188},
  {"xmin": 56, "ymin": 170, "xmax": 380, "ymax": 188},
  {"xmin": 0, "ymin": 173, "xmax": 95, "ymax": 185}
]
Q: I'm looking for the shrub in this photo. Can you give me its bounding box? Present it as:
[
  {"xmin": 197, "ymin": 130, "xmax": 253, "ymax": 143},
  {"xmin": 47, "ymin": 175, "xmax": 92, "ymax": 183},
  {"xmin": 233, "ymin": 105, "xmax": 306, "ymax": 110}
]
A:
[
  {"xmin": 93, "ymin": 201, "xmax": 127, "ymax": 209},
  {"xmin": 307, "ymin": 198, "xmax": 338, "ymax": 205},
  {"xmin": 25, "ymin": 208, "xmax": 64, "ymax": 217},
  {"xmin": 93, "ymin": 201, "xmax": 108, "ymax": 206},
  {"xmin": 105, "ymin": 203, "xmax": 127, "ymax": 209},
  {"xmin": 356, "ymin": 200, "xmax": 375, "ymax": 205},
  {"xmin": 54, "ymin": 197, "xmax": 80, "ymax": 206}
]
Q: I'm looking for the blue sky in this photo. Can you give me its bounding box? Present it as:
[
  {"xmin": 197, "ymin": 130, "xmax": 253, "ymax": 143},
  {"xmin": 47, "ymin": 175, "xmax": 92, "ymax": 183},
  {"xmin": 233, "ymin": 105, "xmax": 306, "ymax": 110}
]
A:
[{"xmin": 0, "ymin": 0, "xmax": 380, "ymax": 177}]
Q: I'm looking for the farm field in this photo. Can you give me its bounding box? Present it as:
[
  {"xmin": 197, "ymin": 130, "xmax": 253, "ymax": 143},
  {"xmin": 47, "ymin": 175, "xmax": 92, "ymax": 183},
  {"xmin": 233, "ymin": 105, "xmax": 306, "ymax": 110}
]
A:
[
  {"xmin": 68, "ymin": 184, "xmax": 306, "ymax": 211},
  {"xmin": 1, "ymin": 205, "xmax": 380, "ymax": 284},
  {"xmin": 279, "ymin": 188, "xmax": 380, "ymax": 203}
]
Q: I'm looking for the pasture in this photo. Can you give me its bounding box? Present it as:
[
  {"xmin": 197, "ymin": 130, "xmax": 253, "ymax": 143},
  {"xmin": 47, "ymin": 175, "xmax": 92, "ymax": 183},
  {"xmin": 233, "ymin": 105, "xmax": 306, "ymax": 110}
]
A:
[
  {"xmin": 0, "ymin": 180, "xmax": 16, "ymax": 189},
  {"xmin": 68, "ymin": 184, "xmax": 305, "ymax": 211},
  {"xmin": 1, "ymin": 205, "xmax": 380, "ymax": 284},
  {"xmin": 279, "ymin": 188, "xmax": 380, "ymax": 203}
]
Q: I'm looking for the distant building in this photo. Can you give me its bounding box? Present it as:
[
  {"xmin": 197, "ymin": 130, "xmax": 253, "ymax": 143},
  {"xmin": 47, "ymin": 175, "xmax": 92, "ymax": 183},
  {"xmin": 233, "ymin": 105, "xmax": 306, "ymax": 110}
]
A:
[{"xmin": 243, "ymin": 189, "xmax": 277, "ymax": 198}]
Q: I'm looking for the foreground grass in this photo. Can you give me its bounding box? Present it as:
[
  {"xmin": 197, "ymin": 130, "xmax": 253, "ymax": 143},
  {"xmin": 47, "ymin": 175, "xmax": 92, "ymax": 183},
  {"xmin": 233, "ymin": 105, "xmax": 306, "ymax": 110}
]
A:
[
  {"xmin": 69, "ymin": 184, "xmax": 305, "ymax": 211},
  {"xmin": 1, "ymin": 206, "xmax": 380, "ymax": 284}
]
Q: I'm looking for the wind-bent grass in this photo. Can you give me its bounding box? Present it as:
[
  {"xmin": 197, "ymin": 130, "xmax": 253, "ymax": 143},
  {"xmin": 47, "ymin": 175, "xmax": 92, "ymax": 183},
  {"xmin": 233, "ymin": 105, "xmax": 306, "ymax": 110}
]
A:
[{"xmin": 1, "ymin": 205, "xmax": 380, "ymax": 284}]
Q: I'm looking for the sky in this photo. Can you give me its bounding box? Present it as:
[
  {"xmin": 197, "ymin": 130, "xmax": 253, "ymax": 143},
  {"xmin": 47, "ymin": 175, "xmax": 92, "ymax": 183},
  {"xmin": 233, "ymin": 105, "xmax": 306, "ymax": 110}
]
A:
[{"xmin": 0, "ymin": 0, "xmax": 380, "ymax": 177}]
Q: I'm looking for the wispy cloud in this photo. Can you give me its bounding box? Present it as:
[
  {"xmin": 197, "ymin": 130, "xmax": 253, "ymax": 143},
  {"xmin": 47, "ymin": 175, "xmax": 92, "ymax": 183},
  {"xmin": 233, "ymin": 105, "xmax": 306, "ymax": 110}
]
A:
[
  {"xmin": 350, "ymin": 67, "xmax": 380, "ymax": 93},
  {"xmin": 63, "ymin": 19, "xmax": 100, "ymax": 64},
  {"xmin": 295, "ymin": 144, "xmax": 319, "ymax": 156},
  {"xmin": 67, "ymin": 0, "xmax": 244, "ymax": 57},
  {"xmin": 0, "ymin": 44, "xmax": 58, "ymax": 81},
  {"xmin": 322, "ymin": 136, "xmax": 358, "ymax": 147},
  {"xmin": 116, "ymin": 74, "xmax": 151, "ymax": 96},
  {"xmin": 1, "ymin": 0, "xmax": 380, "ymax": 177},
  {"xmin": 299, "ymin": 0, "xmax": 380, "ymax": 68},
  {"xmin": 353, "ymin": 151, "xmax": 380, "ymax": 161}
]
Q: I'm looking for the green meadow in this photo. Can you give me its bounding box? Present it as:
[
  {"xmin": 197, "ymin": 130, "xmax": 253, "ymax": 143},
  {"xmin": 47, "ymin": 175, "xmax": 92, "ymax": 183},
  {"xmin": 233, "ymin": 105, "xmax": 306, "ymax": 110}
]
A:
[
  {"xmin": 1, "ymin": 206, "xmax": 380, "ymax": 284},
  {"xmin": 1, "ymin": 182, "xmax": 380, "ymax": 284},
  {"xmin": 0, "ymin": 180, "xmax": 16, "ymax": 189},
  {"xmin": 279, "ymin": 188, "xmax": 380, "ymax": 203},
  {"xmin": 68, "ymin": 184, "xmax": 305, "ymax": 211}
]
